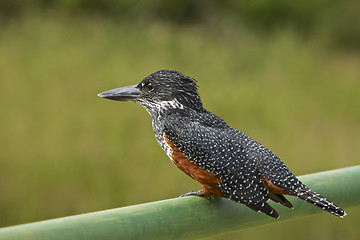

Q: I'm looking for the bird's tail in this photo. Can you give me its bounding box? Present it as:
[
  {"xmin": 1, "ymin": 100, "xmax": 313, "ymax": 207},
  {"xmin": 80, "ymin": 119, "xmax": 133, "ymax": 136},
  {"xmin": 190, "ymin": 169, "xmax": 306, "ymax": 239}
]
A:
[
  {"xmin": 296, "ymin": 187, "xmax": 346, "ymax": 218},
  {"xmin": 268, "ymin": 193, "xmax": 293, "ymax": 209},
  {"xmin": 246, "ymin": 202, "xmax": 280, "ymax": 219}
]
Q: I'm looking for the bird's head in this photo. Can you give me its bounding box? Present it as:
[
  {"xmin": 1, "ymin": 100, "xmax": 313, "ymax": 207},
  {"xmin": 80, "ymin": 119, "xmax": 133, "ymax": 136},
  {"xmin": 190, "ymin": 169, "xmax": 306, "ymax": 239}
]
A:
[{"xmin": 98, "ymin": 70, "xmax": 204, "ymax": 112}]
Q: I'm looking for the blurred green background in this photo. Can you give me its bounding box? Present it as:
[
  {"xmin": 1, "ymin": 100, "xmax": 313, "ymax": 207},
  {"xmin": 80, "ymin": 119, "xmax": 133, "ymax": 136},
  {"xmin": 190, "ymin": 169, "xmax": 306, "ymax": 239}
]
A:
[{"xmin": 0, "ymin": 1, "xmax": 359, "ymax": 239}]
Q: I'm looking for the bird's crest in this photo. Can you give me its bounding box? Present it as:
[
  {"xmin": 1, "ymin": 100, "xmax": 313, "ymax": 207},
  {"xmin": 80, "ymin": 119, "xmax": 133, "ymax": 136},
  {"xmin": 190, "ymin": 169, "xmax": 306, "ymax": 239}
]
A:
[{"xmin": 137, "ymin": 70, "xmax": 204, "ymax": 112}]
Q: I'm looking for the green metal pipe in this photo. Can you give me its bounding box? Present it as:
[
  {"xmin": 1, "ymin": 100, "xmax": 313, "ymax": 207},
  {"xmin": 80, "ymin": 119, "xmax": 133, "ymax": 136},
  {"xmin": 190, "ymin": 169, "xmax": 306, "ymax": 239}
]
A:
[{"xmin": 0, "ymin": 165, "xmax": 359, "ymax": 240}]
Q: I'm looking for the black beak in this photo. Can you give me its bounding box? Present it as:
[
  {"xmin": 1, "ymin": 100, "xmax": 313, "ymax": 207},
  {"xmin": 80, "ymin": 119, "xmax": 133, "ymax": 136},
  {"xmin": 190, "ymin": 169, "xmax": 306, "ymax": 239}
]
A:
[{"xmin": 98, "ymin": 85, "xmax": 142, "ymax": 101}]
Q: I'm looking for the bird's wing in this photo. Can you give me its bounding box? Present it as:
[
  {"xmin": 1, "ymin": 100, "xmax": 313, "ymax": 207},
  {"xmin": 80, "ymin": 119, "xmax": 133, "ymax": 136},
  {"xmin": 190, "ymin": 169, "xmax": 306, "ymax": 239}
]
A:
[{"xmin": 163, "ymin": 116, "xmax": 270, "ymax": 206}]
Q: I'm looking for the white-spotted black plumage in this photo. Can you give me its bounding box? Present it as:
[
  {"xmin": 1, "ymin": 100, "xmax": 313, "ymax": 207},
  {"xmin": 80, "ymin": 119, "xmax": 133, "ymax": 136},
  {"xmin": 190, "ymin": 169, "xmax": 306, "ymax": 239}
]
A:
[{"xmin": 99, "ymin": 70, "xmax": 346, "ymax": 219}]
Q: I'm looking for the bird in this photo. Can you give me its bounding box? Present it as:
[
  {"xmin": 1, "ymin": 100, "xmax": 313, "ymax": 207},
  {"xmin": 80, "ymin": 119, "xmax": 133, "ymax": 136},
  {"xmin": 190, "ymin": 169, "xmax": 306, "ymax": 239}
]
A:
[{"xmin": 98, "ymin": 70, "xmax": 346, "ymax": 219}]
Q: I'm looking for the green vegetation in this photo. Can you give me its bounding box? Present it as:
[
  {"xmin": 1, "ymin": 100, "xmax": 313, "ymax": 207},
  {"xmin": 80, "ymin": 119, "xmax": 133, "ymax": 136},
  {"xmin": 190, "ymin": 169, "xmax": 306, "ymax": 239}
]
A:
[
  {"xmin": 0, "ymin": 166, "xmax": 359, "ymax": 240},
  {"xmin": 1, "ymin": 1, "xmax": 360, "ymax": 49},
  {"xmin": 0, "ymin": 10, "xmax": 359, "ymax": 240}
]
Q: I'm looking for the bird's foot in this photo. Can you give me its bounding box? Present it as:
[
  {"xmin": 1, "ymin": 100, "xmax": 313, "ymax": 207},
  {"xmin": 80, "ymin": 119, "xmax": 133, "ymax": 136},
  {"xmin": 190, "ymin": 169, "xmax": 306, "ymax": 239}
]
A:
[{"xmin": 180, "ymin": 190, "xmax": 211, "ymax": 200}]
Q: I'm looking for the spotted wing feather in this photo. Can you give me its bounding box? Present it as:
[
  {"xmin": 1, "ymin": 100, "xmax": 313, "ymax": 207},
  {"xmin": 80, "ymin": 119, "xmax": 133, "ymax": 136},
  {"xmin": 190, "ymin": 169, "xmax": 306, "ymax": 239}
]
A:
[{"xmin": 163, "ymin": 115, "xmax": 276, "ymax": 217}]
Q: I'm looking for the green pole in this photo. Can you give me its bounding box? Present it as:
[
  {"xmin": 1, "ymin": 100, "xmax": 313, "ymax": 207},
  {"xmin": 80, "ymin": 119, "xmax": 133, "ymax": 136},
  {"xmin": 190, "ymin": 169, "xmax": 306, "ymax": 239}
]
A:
[{"xmin": 0, "ymin": 165, "xmax": 359, "ymax": 240}]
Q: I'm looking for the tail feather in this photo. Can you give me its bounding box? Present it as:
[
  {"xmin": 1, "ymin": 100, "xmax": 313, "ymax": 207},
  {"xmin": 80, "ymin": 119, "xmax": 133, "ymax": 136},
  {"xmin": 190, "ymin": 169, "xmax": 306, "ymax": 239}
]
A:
[
  {"xmin": 268, "ymin": 193, "xmax": 293, "ymax": 209},
  {"xmin": 246, "ymin": 202, "xmax": 280, "ymax": 219},
  {"xmin": 296, "ymin": 188, "xmax": 346, "ymax": 218}
]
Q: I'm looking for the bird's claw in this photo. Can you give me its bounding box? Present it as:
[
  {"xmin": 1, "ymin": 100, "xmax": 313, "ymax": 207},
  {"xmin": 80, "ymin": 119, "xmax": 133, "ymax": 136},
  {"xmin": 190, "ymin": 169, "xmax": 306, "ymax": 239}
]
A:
[{"xmin": 180, "ymin": 190, "xmax": 211, "ymax": 200}]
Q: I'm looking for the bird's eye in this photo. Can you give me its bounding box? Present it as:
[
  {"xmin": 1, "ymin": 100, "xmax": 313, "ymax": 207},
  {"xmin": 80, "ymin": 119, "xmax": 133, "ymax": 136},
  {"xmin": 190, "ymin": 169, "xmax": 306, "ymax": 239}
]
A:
[{"xmin": 142, "ymin": 82, "xmax": 154, "ymax": 92}]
